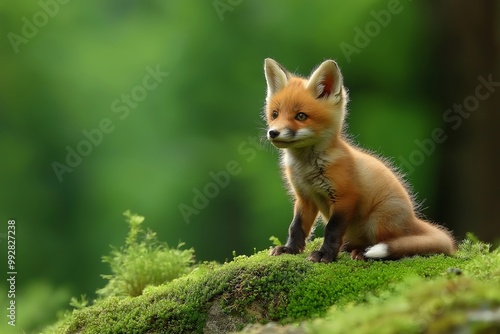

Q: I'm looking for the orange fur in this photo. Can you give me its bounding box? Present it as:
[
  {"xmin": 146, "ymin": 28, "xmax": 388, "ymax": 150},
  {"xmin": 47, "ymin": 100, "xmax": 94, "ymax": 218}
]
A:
[{"xmin": 264, "ymin": 58, "xmax": 456, "ymax": 262}]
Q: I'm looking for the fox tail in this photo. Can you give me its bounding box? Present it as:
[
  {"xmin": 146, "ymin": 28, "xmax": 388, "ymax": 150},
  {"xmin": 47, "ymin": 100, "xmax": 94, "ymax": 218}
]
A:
[{"xmin": 364, "ymin": 220, "xmax": 456, "ymax": 259}]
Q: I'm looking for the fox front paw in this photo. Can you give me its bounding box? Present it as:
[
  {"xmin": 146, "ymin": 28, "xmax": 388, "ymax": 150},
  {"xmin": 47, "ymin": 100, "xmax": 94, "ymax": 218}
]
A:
[
  {"xmin": 269, "ymin": 245, "xmax": 301, "ymax": 256},
  {"xmin": 306, "ymin": 250, "xmax": 336, "ymax": 263}
]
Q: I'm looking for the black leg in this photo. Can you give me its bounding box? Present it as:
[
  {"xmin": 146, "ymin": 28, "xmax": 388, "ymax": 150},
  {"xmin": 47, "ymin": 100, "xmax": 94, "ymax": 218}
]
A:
[
  {"xmin": 269, "ymin": 213, "xmax": 306, "ymax": 255},
  {"xmin": 307, "ymin": 212, "xmax": 345, "ymax": 263}
]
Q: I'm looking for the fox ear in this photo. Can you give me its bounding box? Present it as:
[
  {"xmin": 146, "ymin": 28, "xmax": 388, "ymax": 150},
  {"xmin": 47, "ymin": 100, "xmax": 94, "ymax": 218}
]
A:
[
  {"xmin": 264, "ymin": 58, "xmax": 289, "ymax": 99},
  {"xmin": 306, "ymin": 60, "xmax": 343, "ymax": 100}
]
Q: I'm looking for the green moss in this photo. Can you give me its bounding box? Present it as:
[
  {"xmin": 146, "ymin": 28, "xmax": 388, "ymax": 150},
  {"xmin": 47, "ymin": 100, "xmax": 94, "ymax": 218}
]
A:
[
  {"xmin": 305, "ymin": 243, "xmax": 500, "ymax": 334},
  {"xmin": 44, "ymin": 237, "xmax": 499, "ymax": 334},
  {"xmin": 307, "ymin": 247, "xmax": 500, "ymax": 333}
]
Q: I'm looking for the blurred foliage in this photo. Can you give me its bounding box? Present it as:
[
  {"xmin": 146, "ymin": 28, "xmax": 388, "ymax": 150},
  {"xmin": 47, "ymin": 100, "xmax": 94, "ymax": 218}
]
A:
[
  {"xmin": 0, "ymin": 281, "xmax": 71, "ymax": 334},
  {"xmin": 0, "ymin": 0, "xmax": 454, "ymax": 332}
]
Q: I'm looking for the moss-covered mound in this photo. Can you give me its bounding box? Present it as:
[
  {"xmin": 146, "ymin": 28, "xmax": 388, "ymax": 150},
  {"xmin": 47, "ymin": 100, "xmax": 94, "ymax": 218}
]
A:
[
  {"xmin": 307, "ymin": 241, "xmax": 500, "ymax": 333},
  {"xmin": 44, "ymin": 238, "xmax": 500, "ymax": 334}
]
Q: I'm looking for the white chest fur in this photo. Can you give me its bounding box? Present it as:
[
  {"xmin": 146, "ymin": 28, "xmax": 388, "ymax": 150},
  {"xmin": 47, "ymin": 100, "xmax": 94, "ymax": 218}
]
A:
[{"xmin": 282, "ymin": 149, "xmax": 338, "ymax": 214}]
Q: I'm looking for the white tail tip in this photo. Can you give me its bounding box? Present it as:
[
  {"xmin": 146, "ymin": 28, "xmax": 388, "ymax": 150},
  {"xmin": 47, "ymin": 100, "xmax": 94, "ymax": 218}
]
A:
[{"xmin": 364, "ymin": 243, "xmax": 389, "ymax": 259}]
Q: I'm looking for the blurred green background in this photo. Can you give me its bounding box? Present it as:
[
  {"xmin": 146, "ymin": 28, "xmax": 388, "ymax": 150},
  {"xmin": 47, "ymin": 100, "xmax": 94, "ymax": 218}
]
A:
[{"xmin": 1, "ymin": 1, "xmax": 498, "ymax": 332}]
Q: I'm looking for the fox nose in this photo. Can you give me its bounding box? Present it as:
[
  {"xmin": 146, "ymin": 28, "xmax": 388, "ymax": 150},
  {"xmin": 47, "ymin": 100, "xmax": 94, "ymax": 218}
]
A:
[{"xmin": 268, "ymin": 129, "xmax": 280, "ymax": 139}]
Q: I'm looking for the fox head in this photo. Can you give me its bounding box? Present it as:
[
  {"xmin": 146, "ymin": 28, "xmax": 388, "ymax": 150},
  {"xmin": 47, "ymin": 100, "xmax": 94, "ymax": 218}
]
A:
[{"xmin": 263, "ymin": 58, "xmax": 347, "ymax": 149}]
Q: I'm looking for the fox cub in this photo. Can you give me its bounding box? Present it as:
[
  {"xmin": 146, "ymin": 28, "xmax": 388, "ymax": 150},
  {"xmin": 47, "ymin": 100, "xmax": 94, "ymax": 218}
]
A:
[{"xmin": 264, "ymin": 58, "xmax": 455, "ymax": 263}]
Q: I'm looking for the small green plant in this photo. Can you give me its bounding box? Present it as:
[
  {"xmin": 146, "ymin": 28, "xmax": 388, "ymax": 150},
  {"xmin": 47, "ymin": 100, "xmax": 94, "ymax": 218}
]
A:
[
  {"xmin": 69, "ymin": 295, "xmax": 89, "ymax": 310},
  {"xmin": 96, "ymin": 210, "xmax": 195, "ymax": 298},
  {"xmin": 269, "ymin": 236, "xmax": 282, "ymax": 247}
]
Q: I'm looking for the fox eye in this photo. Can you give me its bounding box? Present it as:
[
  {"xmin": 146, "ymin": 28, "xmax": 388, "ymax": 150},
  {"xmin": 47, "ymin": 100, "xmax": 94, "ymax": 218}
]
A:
[
  {"xmin": 271, "ymin": 110, "xmax": 279, "ymax": 119},
  {"xmin": 295, "ymin": 112, "xmax": 307, "ymax": 121}
]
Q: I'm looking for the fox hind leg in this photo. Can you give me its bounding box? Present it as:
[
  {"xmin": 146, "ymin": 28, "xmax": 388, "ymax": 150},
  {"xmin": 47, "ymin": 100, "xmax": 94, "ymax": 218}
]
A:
[{"xmin": 350, "ymin": 248, "xmax": 367, "ymax": 261}]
